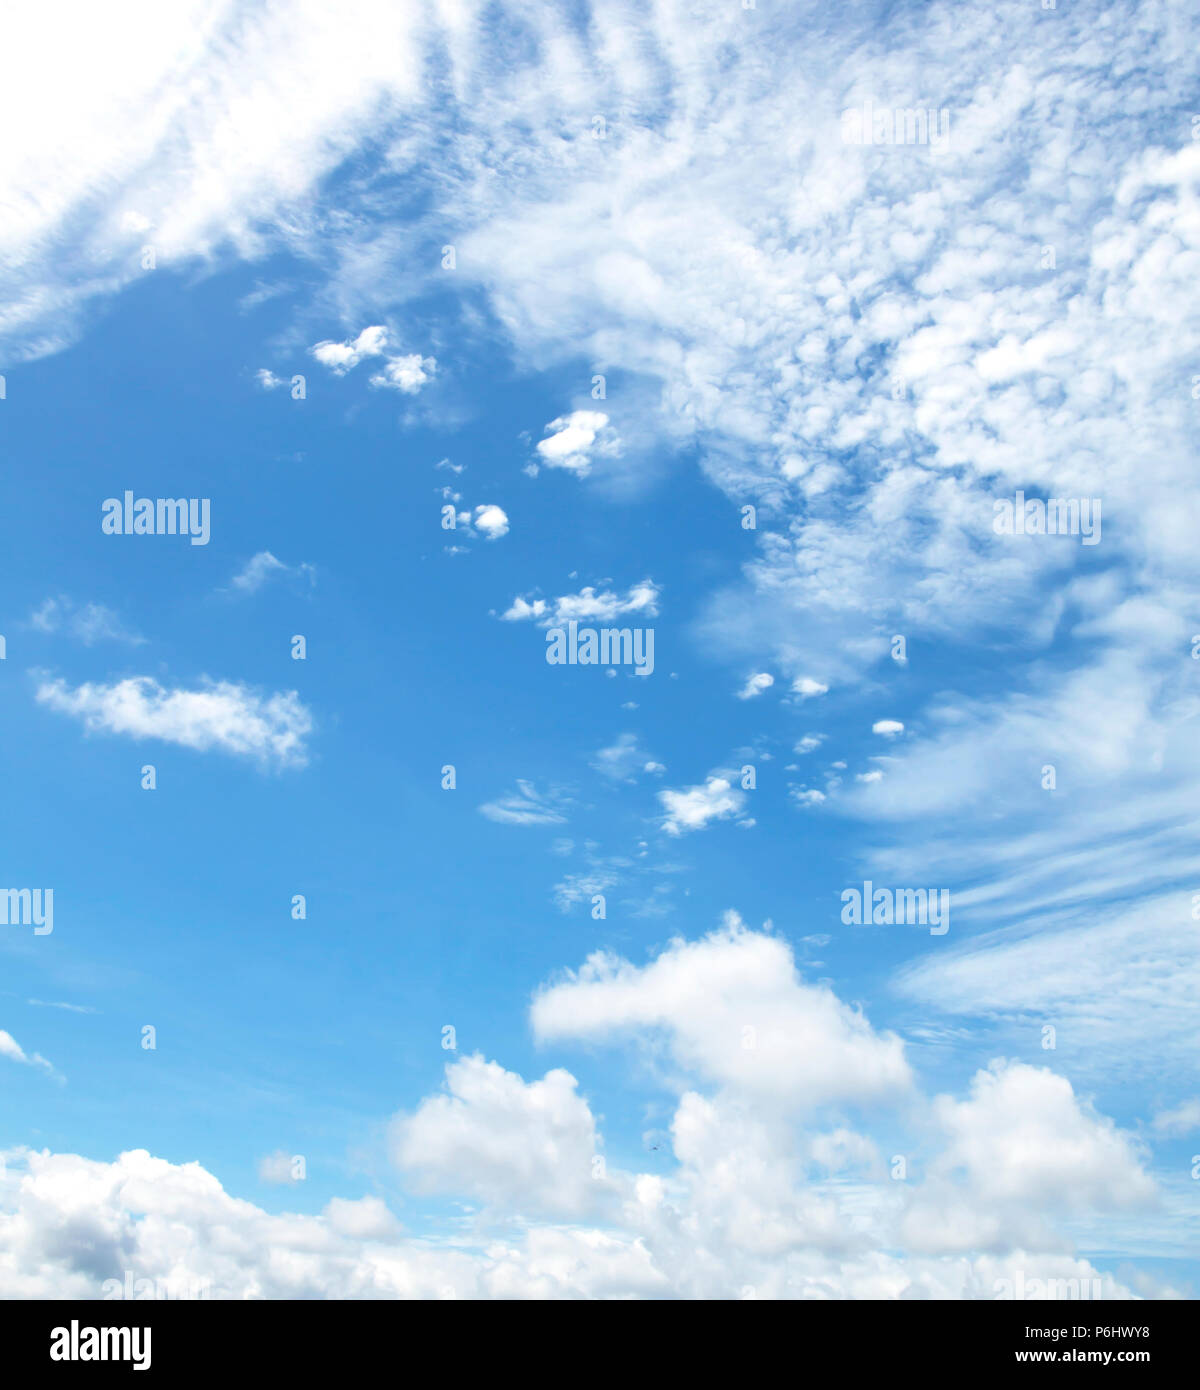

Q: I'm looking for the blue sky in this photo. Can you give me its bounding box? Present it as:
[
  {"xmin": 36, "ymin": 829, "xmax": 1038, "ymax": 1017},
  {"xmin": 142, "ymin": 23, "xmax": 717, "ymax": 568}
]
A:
[{"xmin": 1, "ymin": 0, "xmax": 1198, "ymax": 1299}]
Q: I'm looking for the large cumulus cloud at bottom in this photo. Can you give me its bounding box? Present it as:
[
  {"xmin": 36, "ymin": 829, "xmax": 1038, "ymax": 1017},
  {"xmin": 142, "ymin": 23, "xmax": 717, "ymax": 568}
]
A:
[{"xmin": 0, "ymin": 920, "xmax": 1180, "ymax": 1300}]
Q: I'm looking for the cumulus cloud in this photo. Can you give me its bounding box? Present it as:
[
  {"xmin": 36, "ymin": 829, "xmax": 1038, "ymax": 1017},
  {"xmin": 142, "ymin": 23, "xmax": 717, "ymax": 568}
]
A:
[
  {"xmin": 500, "ymin": 580, "xmax": 660, "ymax": 627},
  {"xmin": 534, "ymin": 410, "xmax": 621, "ymax": 475},
  {"xmin": 390, "ymin": 1055, "xmax": 604, "ymax": 1218},
  {"xmin": 310, "ymin": 325, "xmax": 388, "ymax": 374},
  {"xmin": 872, "ymin": 720, "xmax": 905, "ymax": 738},
  {"xmin": 369, "ymin": 352, "xmax": 436, "ymax": 394},
  {"xmin": 0, "ymin": 923, "xmax": 1183, "ymax": 1300},
  {"xmin": 469, "ymin": 504, "xmax": 509, "ymax": 540},
  {"xmin": 35, "ymin": 676, "xmax": 313, "ymax": 770},
  {"xmin": 658, "ymin": 775, "xmax": 746, "ymax": 836},
  {"xmin": 531, "ymin": 917, "xmax": 912, "ymax": 1109},
  {"xmin": 737, "ymin": 672, "xmax": 774, "ymax": 700}
]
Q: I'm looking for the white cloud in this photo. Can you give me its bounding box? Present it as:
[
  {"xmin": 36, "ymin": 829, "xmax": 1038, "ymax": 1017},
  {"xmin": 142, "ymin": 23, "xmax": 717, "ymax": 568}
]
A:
[
  {"xmin": 390, "ymin": 1055, "xmax": 605, "ymax": 1218},
  {"xmin": 792, "ymin": 678, "xmax": 829, "ymax": 700},
  {"xmin": 255, "ymin": 368, "xmax": 284, "ymax": 389},
  {"xmin": 534, "ymin": 410, "xmax": 621, "ymax": 475},
  {"xmin": 591, "ymin": 732, "xmax": 656, "ymax": 782},
  {"xmin": 1152, "ymin": 1100, "xmax": 1200, "ymax": 1138},
  {"xmin": 310, "ymin": 325, "xmax": 389, "ymax": 374},
  {"xmin": 256, "ymin": 1151, "xmax": 302, "ymax": 1185},
  {"xmin": 369, "ymin": 352, "xmax": 436, "ymax": 394},
  {"xmin": 0, "ymin": 1030, "xmax": 56, "ymax": 1078},
  {"xmin": 872, "ymin": 719, "xmax": 904, "ymax": 738},
  {"xmin": 736, "ymin": 672, "xmax": 774, "ymax": 700},
  {"xmin": 500, "ymin": 580, "xmax": 659, "ymax": 627},
  {"xmin": 478, "ymin": 780, "xmax": 569, "ymax": 826},
  {"xmin": 36, "ymin": 676, "xmax": 313, "ymax": 770},
  {"xmin": 228, "ymin": 551, "xmax": 314, "ymax": 594},
  {"xmin": 470, "ymin": 504, "xmax": 509, "ymax": 540},
  {"xmin": 793, "ymin": 735, "xmax": 823, "ymax": 754},
  {"xmin": 658, "ymin": 775, "xmax": 746, "ymax": 836},
  {"xmin": 30, "ymin": 597, "xmax": 143, "ymax": 646},
  {"xmin": 531, "ymin": 917, "xmax": 912, "ymax": 1110}
]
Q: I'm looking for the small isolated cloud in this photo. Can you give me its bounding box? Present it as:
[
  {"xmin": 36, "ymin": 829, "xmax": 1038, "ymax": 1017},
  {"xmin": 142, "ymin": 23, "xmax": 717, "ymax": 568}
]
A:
[
  {"xmin": 30, "ymin": 597, "xmax": 143, "ymax": 646},
  {"xmin": 736, "ymin": 672, "xmax": 774, "ymax": 700},
  {"xmin": 257, "ymin": 1150, "xmax": 302, "ymax": 1184},
  {"xmin": 872, "ymin": 719, "xmax": 905, "ymax": 738},
  {"xmin": 255, "ymin": 368, "xmax": 284, "ymax": 390},
  {"xmin": 794, "ymin": 735, "xmax": 824, "ymax": 754},
  {"xmin": 310, "ymin": 325, "xmax": 388, "ymax": 374},
  {"xmin": 501, "ymin": 580, "xmax": 660, "ymax": 626},
  {"xmin": 228, "ymin": 551, "xmax": 315, "ymax": 594},
  {"xmin": 659, "ymin": 775, "xmax": 746, "ymax": 836},
  {"xmin": 592, "ymin": 733, "xmax": 659, "ymax": 782},
  {"xmin": 857, "ymin": 770, "xmax": 884, "ymax": 783},
  {"xmin": 0, "ymin": 1029, "xmax": 57, "ymax": 1078},
  {"xmin": 36, "ymin": 676, "xmax": 313, "ymax": 769},
  {"xmin": 470, "ymin": 505, "xmax": 509, "ymax": 540},
  {"xmin": 792, "ymin": 677, "xmax": 829, "ymax": 700},
  {"xmin": 1151, "ymin": 1098, "xmax": 1200, "ymax": 1138},
  {"xmin": 791, "ymin": 787, "xmax": 827, "ymax": 807},
  {"xmin": 534, "ymin": 410, "xmax": 621, "ymax": 475},
  {"xmin": 479, "ymin": 780, "xmax": 570, "ymax": 826},
  {"xmin": 369, "ymin": 352, "xmax": 436, "ymax": 394}
]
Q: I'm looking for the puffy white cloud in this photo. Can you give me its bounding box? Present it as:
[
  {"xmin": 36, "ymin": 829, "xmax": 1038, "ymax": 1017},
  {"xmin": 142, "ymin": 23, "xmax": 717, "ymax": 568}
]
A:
[
  {"xmin": 531, "ymin": 917, "xmax": 912, "ymax": 1110},
  {"xmin": 934, "ymin": 1061, "xmax": 1156, "ymax": 1212},
  {"xmin": 500, "ymin": 580, "xmax": 659, "ymax": 626},
  {"xmin": 368, "ymin": 352, "xmax": 436, "ymax": 394},
  {"xmin": 534, "ymin": 411, "xmax": 621, "ymax": 475},
  {"xmin": 36, "ymin": 676, "xmax": 313, "ymax": 770},
  {"xmin": 658, "ymin": 776, "xmax": 746, "ymax": 836},
  {"xmin": 792, "ymin": 678, "xmax": 828, "ymax": 700},
  {"xmin": 390, "ymin": 1055, "xmax": 605, "ymax": 1218},
  {"xmin": 310, "ymin": 325, "xmax": 388, "ymax": 373},
  {"xmin": 470, "ymin": 504, "xmax": 508, "ymax": 540},
  {"xmin": 736, "ymin": 672, "xmax": 774, "ymax": 700},
  {"xmin": 872, "ymin": 719, "xmax": 904, "ymax": 738}
]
